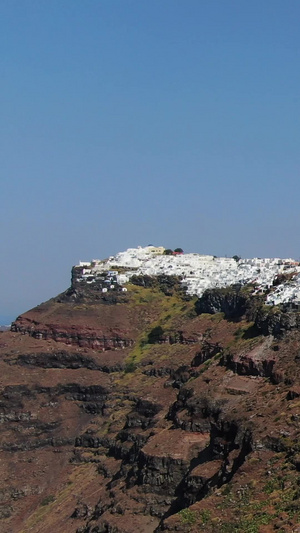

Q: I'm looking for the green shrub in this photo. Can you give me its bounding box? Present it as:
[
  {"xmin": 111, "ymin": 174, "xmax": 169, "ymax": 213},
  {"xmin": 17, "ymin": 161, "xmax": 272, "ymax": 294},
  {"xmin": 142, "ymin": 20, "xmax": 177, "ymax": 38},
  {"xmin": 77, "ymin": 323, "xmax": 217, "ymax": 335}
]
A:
[
  {"xmin": 40, "ymin": 495, "xmax": 55, "ymax": 506},
  {"xmin": 147, "ymin": 325, "xmax": 164, "ymax": 344},
  {"xmin": 124, "ymin": 361, "xmax": 137, "ymax": 373}
]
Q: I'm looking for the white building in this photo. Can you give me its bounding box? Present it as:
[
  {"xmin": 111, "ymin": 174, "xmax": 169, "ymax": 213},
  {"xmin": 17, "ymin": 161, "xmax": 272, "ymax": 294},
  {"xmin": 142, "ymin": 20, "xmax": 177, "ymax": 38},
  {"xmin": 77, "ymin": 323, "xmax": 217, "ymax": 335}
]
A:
[{"xmin": 75, "ymin": 246, "xmax": 300, "ymax": 305}]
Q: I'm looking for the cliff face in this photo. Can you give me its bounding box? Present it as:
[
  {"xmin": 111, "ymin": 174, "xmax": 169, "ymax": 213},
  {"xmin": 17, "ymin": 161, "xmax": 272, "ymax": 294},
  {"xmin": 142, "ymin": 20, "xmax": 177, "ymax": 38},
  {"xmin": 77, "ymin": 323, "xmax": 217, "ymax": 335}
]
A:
[
  {"xmin": 195, "ymin": 286, "xmax": 300, "ymax": 337},
  {"xmin": 2, "ymin": 278, "xmax": 300, "ymax": 532}
]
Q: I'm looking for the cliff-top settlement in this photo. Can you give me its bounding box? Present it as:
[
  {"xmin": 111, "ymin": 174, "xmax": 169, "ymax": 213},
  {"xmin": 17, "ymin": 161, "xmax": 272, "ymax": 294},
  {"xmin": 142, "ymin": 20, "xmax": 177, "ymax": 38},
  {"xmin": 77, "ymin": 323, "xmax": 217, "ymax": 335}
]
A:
[{"xmin": 75, "ymin": 245, "xmax": 300, "ymax": 306}]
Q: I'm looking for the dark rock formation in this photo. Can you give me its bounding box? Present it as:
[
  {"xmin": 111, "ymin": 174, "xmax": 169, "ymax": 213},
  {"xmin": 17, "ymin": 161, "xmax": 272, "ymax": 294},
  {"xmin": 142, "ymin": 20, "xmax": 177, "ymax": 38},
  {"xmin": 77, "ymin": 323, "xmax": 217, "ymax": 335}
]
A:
[
  {"xmin": 195, "ymin": 287, "xmax": 257, "ymax": 319},
  {"xmin": 196, "ymin": 287, "xmax": 300, "ymax": 338},
  {"xmin": 131, "ymin": 274, "xmax": 185, "ymax": 297},
  {"xmin": 254, "ymin": 306, "xmax": 300, "ymax": 336},
  {"xmin": 13, "ymin": 351, "xmax": 124, "ymax": 372}
]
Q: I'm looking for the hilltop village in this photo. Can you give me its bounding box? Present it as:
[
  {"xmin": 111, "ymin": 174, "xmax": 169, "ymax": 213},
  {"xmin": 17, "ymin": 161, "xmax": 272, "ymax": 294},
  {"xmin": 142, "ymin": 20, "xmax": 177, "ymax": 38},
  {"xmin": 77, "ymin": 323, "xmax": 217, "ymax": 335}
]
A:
[
  {"xmin": 7, "ymin": 246, "xmax": 300, "ymax": 533},
  {"xmin": 74, "ymin": 245, "xmax": 300, "ymax": 306}
]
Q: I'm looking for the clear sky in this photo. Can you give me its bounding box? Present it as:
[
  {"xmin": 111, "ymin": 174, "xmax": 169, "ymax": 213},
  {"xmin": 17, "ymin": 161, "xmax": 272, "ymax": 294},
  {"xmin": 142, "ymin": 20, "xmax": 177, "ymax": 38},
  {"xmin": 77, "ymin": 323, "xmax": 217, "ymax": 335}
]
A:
[{"xmin": 1, "ymin": 0, "xmax": 300, "ymax": 323}]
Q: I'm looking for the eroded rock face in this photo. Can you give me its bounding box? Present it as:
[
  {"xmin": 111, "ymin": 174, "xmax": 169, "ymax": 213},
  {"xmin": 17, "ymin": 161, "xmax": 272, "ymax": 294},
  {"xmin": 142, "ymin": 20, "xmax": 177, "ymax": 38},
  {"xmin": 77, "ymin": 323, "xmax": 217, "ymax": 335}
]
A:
[
  {"xmin": 221, "ymin": 352, "xmax": 277, "ymax": 378},
  {"xmin": 196, "ymin": 287, "xmax": 300, "ymax": 338},
  {"xmin": 11, "ymin": 319, "xmax": 133, "ymax": 351},
  {"xmin": 191, "ymin": 341, "xmax": 222, "ymax": 367},
  {"xmin": 13, "ymin": 350, "xmax": 124, "ymax": 372},
  {"xmin": 195, "ymin": 287, "xmax": 253, "ymax": 319},
  {"xmin": 4, "ymin": 281, "xmax": 300, "ymax": 533},
  {"xmin": 254, "ymin": 306, "xmax": 300, "ymax": 336}
]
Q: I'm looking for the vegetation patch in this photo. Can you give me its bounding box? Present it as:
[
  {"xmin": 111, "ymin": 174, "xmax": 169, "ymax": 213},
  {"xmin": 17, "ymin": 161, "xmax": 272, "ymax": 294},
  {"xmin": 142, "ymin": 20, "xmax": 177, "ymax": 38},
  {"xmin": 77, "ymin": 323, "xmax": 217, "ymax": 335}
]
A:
[
  {"xmin": 40, "ymin": 495, "xmax": 55, "ymax": 506},
  {"xmin": 178, "ymin": 508, "xmax": 197, "ymax": 525},
  {"xmin": 124, "ymin": 287, "xmax": 195, "ymax": 371}
]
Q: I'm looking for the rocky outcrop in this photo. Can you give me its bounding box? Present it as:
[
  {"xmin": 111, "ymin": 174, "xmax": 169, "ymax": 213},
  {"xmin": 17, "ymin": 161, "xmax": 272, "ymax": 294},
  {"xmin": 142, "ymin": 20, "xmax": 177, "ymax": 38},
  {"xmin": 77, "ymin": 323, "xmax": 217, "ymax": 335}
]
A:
[
  {"xmin": 195, "ymin": 287, "xmax": 261, "ymax": 320},
  {"xmin": 0, "ymin": 382, "xmax": 109, "ymax": 456},
  {"xmin": 218, "ymin": 337, "xmax": 281, "ymax": 380},
  {"xmin": 221, "ymin": 351, "xmax": 277, "ymax": 378},
  {"xmin": 168, "ymin": 388, "xmax": 225, "ymax": 433},
  {"xmin": 11, "ymin": 319, "xmax": 133, "ymax": 350},
  {"xmin": 196, "ymin": 287, "xmax": 300, "ymax": 338},
  {"xmin": 287, "ymin": 386, "xmax": 300, "ymax": 400},
  {"xmin": 142, "ymin": 341, "xmax": 222, "ymax": 388},
  {"xmin": 191, "ymin": 341, "xmax": 222, "ymax": 366},
  {"xmin": 147, "ymin": 326, "xmax": 200, "ymax": 346},
  {"xmin": 125, "ymin": 399, "xmax": 162, "ymax": 429},
  {"xmin": 136, "ymin": 451, "xmax": 190, "ymax": 497},
  {"xmin": 13, "ymin": 351, "xmax": 124, "ymax": 372},
  {"xmin": 254, "ymin": 306, "xmax": 300, "ymax": 336}
]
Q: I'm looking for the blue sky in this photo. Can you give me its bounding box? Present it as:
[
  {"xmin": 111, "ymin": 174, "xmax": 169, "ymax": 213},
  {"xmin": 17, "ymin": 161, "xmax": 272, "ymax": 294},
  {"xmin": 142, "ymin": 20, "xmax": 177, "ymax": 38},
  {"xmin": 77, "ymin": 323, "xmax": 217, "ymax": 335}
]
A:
[{"xmin": 1, "ymin": 0, "xmax": 300, "ymax": 323}]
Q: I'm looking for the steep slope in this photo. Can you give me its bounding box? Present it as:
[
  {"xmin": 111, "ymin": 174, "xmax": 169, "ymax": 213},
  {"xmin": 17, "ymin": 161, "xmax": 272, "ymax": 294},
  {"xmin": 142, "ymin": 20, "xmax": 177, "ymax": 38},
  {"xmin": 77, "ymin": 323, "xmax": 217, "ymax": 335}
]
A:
[{"xmin": 2, "ymin": 277, "xmax": 300, "ymax": 532}]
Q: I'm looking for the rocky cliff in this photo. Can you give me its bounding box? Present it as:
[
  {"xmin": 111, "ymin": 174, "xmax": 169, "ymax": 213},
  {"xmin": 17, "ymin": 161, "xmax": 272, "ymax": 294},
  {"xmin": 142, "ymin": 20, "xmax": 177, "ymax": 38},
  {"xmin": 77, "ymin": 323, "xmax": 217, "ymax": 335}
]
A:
[{"xmin": 2, "ymin": 275, "xmax": 300, "ymax": 532}]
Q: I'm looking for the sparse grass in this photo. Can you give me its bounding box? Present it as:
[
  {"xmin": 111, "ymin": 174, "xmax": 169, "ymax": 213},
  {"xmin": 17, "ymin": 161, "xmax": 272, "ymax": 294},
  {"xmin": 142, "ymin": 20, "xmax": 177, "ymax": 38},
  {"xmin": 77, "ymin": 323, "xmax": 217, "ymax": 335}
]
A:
[
  {"xmin": 126, "ymin": 284, "xmax": 165, "ymax": 306},
  {"xmin": 234, "ymin": 326, "xmax": 248, "ymax": 338},
  {"xmin": 209, "ymin": 312, "xmax": 225, "ymax": 322},
  {"xmin": 21, "ymin": 464, "xmax": 95, "ymax": 533},
  {"xmin": 213, "ymin": 351, "xmax": 222, "ymax": 360},
  {"xmin": 220, "ymin": 513, "xmax": 273, "ymax": 533},
  {"xmin": 178, "ymin": 508, "xmax": 197, "ymax": 525},
  {"xmin": 213, "ymin": 462, "xmax": 300, "ymax": 533},
  {"xmin": 199, "ymin": 358, "xmax": 213, "ymax": 374},
  {"xmin": 123, "ymin": 287, "xmax": 195, "ymax": 372},
  {"xmin": 199, "ymin": 509, "xmax": 211, "ymax": 524},
  {"xmin": 225, "ymin": 327, "xmax": 264, "ymax": 353}
]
